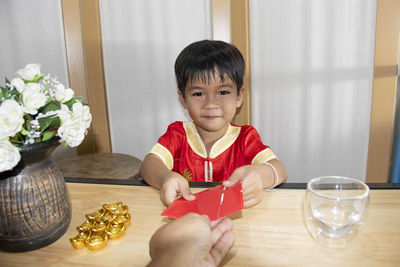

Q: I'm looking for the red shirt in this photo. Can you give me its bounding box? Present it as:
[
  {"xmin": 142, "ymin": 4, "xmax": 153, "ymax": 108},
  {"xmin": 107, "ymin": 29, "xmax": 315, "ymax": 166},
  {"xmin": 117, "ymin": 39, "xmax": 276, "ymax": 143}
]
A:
[{"xmin": 150, "ymin": 121, "xmax": 276, "ymax": 182}]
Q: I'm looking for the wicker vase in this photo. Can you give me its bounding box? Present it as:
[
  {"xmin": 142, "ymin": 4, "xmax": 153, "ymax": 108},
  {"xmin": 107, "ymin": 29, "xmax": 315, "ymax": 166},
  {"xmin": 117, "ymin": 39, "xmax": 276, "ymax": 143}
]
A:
[{"xmin": 0, "ymin": 137, "xmax": 71, "ymax": 252}]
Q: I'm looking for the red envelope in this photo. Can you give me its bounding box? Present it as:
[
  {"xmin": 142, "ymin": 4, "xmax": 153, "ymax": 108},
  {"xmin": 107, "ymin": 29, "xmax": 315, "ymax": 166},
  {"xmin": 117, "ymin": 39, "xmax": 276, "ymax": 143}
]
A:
[{"xmin": 161, "ymin": 183, "xmax": 243, "ymax": 221}]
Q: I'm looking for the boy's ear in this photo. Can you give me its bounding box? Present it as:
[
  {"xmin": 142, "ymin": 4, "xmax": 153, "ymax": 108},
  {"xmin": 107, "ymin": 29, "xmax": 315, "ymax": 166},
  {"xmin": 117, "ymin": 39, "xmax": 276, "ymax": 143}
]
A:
[
  {"xmin": 236, "ymin": 87, "xmax": 245, "ymax": 108},
  {"xmin": 178, "ymin": 90, "xmax": 188, "ymax": 109}
]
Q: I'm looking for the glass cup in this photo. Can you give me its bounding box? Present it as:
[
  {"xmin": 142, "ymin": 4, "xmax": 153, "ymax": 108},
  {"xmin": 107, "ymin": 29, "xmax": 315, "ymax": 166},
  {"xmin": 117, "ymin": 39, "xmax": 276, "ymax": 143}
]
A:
[{"xmin": 304, "ymin": 176, "xmax": 370, "ymax": 249}]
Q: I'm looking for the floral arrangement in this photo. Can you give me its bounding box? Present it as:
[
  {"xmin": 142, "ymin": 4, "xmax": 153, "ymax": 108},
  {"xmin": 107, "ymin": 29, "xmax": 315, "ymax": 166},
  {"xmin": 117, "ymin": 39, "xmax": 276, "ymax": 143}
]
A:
[{"xmin": 0, "ymin": 63, "xmax": 92, "ymax": 172}]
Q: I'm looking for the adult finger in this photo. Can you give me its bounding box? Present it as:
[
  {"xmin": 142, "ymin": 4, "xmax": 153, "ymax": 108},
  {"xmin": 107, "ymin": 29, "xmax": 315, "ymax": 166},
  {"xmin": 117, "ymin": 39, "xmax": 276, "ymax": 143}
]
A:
[
  {"xmin": 210, "ymin": 229, "xmax": 235, "ymax": 266},
  {"xmin": 210, "ymin": 218, "xmax": 233, "ymax": 245}
]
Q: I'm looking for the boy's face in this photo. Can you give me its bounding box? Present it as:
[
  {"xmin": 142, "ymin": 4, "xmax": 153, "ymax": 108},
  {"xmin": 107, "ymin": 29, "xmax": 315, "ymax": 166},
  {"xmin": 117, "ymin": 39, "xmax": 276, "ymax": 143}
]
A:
[{"xmin": 178, "ymin": 74, "xmax": 244, "ymax": 136}]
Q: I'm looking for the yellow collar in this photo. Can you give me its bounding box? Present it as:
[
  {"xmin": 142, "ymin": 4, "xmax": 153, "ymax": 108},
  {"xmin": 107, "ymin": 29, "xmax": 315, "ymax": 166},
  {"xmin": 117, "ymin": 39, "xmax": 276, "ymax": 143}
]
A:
[{"xmin": 183, "ymin": 122, "xmax": 241, "ymax": 159}]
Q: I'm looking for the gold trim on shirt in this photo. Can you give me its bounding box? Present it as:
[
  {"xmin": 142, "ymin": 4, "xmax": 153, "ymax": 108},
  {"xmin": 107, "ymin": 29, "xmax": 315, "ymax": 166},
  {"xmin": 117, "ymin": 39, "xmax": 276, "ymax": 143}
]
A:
[
  {"xmin": 183, "ymin": 122, "xmax": 241, "ymax": 159},
  {"xmin": 150, "ymin": 143, "xmax": 174, "ymax": 170},
  {"xmin": 209, "ymin": 124, "xmax": 240, "ymax": 159},
  {"xmin": 251, "ymin": 148, "xmax": 277, "ymax": 165},
  {"xmin": 183, "ymin": 122, "xmax": 208, "ymax": 158}
]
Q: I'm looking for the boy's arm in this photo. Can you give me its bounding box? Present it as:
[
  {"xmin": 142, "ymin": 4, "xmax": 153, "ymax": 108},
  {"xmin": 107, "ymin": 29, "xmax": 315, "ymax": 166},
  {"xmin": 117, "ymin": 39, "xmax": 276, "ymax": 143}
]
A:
[
  {"xmin": 140, "ymin": 153, "xmax": 172, "ymax": 190},
  {"xmin": 140, "ymin": 153, "xmax": 195, "ymax": 205},
  {"xmin": 223, "ymin": 158, "xmax": 287, "ymax": 208},
  {"xmin": 258, "ymin": 158, "xmax": 288, "ymax": 188}
]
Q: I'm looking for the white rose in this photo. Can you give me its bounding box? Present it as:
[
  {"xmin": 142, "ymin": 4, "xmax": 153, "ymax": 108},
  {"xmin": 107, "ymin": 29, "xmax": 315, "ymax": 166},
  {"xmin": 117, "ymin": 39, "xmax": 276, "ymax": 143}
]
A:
[
  {"xmin": 10, "ymin": 78, "xmax": 25, "ymax": 93},
  {"xmin": 57, "ymin": 104, "xmax": 72, "ymax": 122},
  {"xmin": 58, "ymin": 117, "xmax": 87, "ymax": 147},
  {"xmin": 23, "ymin": 89, "xmax": 47, "ymax": 115},
  {"xmin": 24, "ymin": 82, "xmax": 42, "ymax": 93},
  {"xmin": 0, "ymin": 100, "xmax": 25, "ymax": 139},
  {"xmin": 54, "ymin": 83, "xmax": 74, "ymax": 103},
  {"xmin": 72, "ymin": 102, "xmax": 92, "ymax": 129},
  {"xmin": 0, "ymin": 140, "xmax": 21, "ymax": 172},
  {"xmin": 17, "ymin": 63, "xmax": 42, "ymax": 81}
]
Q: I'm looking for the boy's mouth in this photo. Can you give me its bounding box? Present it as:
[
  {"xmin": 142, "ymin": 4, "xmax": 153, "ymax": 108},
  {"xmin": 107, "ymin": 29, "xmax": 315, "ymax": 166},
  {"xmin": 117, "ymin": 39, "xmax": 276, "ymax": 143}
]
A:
[{"xmin": 203, "ymin": 115, "xmax": 220, "ymax": 120}]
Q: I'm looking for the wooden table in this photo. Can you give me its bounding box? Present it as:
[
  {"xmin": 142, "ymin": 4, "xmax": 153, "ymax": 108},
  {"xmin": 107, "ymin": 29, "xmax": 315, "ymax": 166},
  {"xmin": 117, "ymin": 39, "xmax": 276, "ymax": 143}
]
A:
[{"xmin": 1, "ymin": 183, "xmax": 399, "ymax": 266}]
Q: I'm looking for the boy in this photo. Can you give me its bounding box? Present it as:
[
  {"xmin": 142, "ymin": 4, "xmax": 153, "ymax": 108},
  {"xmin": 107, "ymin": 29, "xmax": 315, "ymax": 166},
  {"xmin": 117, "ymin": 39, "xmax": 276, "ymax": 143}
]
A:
[{"xmin": 141, "ymin": 40, "xmax": 287, "ymax": 208}]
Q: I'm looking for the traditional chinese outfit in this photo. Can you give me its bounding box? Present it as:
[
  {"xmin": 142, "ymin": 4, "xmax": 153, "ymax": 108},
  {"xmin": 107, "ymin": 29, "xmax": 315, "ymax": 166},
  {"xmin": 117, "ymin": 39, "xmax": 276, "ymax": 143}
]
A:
[{"xmin": 150, "ymin": 121, "xmax": 276, "ymax": 182}]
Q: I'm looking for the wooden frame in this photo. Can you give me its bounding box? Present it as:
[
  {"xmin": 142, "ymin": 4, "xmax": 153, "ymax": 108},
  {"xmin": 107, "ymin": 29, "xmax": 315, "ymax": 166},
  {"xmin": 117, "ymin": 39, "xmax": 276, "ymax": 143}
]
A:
[
  {"xmin": 366, "ymin": 0, "xmax": 400, "ymax": 182},
  {"xmin": 61, "ymin": 0, "xmax": 111, "ymax": 154},
  {"xmin": 231, "ymin": 0, "xmax": 251, "ymax": 126},
  {"xmin": 211, "ymin": 0, "xmax": 231, "ymax": 42},
  {"xmin": 61, "ymin": 0, "xmax": 94, "ymax": 154}
]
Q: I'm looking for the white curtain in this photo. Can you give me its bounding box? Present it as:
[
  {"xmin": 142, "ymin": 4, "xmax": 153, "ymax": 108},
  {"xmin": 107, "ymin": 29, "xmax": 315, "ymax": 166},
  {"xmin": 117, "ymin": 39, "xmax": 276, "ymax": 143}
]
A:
[
  {"xmin": 0, "ymin": 0, "xmax": 74, "ymax": 161},
  {"xmin": 0, "ymin": 0, "xmax": 68, "ymax": 84},
  {"xmin": 250, "ymin": 0, "xmax": 377, "ymax": 182},
  {"xmin": 99, "ymin": 0, "xmax": 212, "ymax": 160}
]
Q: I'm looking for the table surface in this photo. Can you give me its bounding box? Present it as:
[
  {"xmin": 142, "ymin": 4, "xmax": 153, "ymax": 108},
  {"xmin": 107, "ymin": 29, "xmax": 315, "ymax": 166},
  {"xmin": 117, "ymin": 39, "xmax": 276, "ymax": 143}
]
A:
[{"xmin": 1, "ymin": 183, "xmax": 400, "ymax": 267}]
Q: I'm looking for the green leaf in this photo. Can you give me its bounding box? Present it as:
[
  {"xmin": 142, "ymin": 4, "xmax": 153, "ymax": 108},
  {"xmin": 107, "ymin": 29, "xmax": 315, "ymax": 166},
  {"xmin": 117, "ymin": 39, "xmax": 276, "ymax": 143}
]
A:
[
  {"xmin": 21, "ymin": 126, "xmax": 27, "ymax": 136},
  {"xmin": 38, "ymin": 115, "xmax": 61, "ymax": 133},
  {"xmin": 42, "ymin": 131, "xmax": 55, "ymax": 141},
  {"xmin": 63, "ymin": 96, "xmax": 83, "ymax": 109},
  {"xmin": 23, "ymin": 75, "xmax": 44, "ymax": 83},
  {"xmin": 40, "ymin": 101, "xmax": 61, "ymax": 113},
  {"xmin": 32, "ymin": 75, "xmax": 44, "ymax": 83}
]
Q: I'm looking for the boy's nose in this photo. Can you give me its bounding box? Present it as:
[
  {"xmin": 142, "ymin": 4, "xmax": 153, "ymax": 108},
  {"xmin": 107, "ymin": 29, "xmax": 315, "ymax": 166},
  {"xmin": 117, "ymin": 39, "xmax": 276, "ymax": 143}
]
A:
[{"xmin": 204, "ymin": 94, "xmax": 218, "ymax": 108}]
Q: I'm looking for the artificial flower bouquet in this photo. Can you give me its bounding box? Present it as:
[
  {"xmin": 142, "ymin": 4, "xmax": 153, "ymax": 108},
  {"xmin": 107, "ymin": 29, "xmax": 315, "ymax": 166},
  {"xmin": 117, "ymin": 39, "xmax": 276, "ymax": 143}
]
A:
[{"xmin": 0, "ymin": 63, "xmax": 92, "ymax": 172}]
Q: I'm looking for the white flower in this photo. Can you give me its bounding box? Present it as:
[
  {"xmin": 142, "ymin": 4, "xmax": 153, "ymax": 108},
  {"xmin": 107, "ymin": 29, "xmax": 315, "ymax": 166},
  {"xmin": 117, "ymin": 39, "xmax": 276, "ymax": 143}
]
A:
[
  {"xmin": 54, "ymin": 83, "xmax": 74, "ymax": 103},
  {"xmin": 22, "ymin": 89, "xmax": 47, "ymax": 115},
  {"xmin": 0, "ymin": 100, "xmax": 25, "ymax": 139},
  {"xmin": 72, "ymin": 102, "xmax": 92, "ymax": 129},
  {"xmin": 24, "ymin": 82, "xmax": 42, "ymax": 93},
  {"xmin": 57, "ymin": 116, "xmax": 87, "ymax": 147},
  {"xmin": 57, "ymin": 104, "xmax": 72, "ymax": 122},
  {"xmin": 10, "ymin": 78, "xmax": 25, "ymax": 93},
  {"xmin": 17, "ymin": 63, "xmax": 42, "ymax": 81},
  {"xmin": 0, "ymin": 140, "xmax": 21, "ymax": 172}
]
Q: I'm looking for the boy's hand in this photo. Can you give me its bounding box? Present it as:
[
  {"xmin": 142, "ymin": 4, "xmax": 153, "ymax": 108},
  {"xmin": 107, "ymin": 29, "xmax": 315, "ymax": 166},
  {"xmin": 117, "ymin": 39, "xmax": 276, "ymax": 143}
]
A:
[
  {"xmin": 160, "ymin": 173, "xmax": 196, "ymax": 206},
  {"xmin": 223, "ymin": 165, "xmax": 269, "ymax": 208}
]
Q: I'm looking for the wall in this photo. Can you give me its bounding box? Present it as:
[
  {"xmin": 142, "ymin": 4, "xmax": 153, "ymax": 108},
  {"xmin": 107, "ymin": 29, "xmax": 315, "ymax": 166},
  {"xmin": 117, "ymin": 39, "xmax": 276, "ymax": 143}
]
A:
[{"xmin": 0, "ymin": 0, "xmax": 76, "ymax": 161}]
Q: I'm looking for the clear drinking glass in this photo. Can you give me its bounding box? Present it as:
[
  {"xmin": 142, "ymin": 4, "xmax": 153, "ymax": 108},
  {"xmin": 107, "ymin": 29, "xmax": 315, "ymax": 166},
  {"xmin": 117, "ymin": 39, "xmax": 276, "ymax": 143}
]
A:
[{"xmin": 304, "ymin": 176, "xmax": 370, "ymax": 249}]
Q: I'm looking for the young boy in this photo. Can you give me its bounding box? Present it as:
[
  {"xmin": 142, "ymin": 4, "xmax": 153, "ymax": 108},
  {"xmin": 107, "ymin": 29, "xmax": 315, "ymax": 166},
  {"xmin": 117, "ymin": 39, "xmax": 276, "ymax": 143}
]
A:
[{"xmin": 141, "ymin": 40, "xmax": 287, "ymax": 208}]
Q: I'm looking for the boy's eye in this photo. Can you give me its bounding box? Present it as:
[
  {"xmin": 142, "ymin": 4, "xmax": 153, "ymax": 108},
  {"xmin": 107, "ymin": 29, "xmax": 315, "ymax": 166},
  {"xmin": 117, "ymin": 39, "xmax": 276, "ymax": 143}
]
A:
[
  {"xmin": 192, "ymin": 92, "xmax": 203, "ymax": 97},
  {"xmin": 218, "ymin": 90, "xmax": 230, "ymax": 95}
]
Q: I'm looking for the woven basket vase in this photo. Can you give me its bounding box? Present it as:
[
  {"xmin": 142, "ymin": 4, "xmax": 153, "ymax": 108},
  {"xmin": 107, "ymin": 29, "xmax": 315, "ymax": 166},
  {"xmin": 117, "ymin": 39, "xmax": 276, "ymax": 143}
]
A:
[{"xmin": 0, "ymin": 137, "xmax": 71, "ymax": 252}]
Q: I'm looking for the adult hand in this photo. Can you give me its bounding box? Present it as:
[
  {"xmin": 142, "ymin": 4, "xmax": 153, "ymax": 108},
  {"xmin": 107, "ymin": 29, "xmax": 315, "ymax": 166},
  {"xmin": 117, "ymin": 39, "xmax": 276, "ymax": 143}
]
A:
[
  {"xmin": 148, "ymin": 213, "xmax": 235, "ymax": 267},
  {"xmin": 160, "ymin": 173, "xmax": 195, "ymax": 206}
]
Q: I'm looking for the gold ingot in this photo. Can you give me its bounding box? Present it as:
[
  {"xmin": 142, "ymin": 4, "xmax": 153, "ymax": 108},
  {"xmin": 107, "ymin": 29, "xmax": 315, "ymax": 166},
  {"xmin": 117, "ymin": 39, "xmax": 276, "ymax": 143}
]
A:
[
  {"xmin": 85, "ymin": 208, "xmax": 105, "ymax": 221},
  {"xmin": 77, "ymin": 220, "xmax": 94, "ymax": 232},
  {"xmin": 92, "ymin": 221, "xmax": 108, "ymax": 235},
  {"xmin": 103, "ymin": 202, "xmax": 122, "ymax": 212},
  {"xmin": 100, "ymin": 211, "xmax": 117, "ymax": 223},
  {"xmin": 108, "ymin": 223, "xmax": 126, "ymax": 240},
  {"xmin": 86, "ymin": 233, "xmax": 109, "ymax": 251},
  {"xmin": 70, "ymin": 202, "xmax": 131, "ymax": 251},
  {"xmin": 111, "ymin": 215, "xmax": 126, "ymax": 225},
  {"xmin": 123, "ymin": 213, "xmax": 131, "ymax": 228},
  {"xmin": 114, "ymin": 205, "xmax": 128, "ymax": 215},
  {"xmin": 112, "ymin": 213, "xmax": 131, "ymax": 228},
  {"xmin": 70, "ymin": 231, "xmax": 90, "ymax": 249}
]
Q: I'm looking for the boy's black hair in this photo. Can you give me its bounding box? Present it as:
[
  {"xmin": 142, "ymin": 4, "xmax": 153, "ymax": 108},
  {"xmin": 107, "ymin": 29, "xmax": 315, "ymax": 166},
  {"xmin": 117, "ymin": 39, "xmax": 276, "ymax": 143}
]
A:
[{"xmin": 174, "ymin": 40, "xmax": 245, "ymax": 97}]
